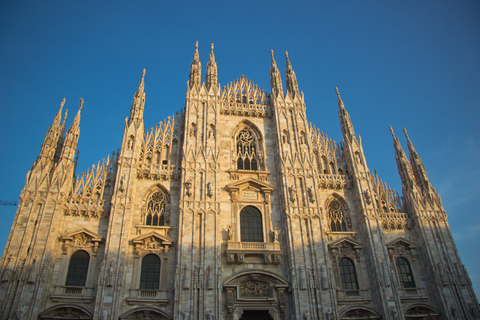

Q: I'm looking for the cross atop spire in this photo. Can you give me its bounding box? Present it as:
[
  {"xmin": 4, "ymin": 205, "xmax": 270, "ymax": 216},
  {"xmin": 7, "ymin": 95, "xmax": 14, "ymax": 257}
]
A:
[
  {"xmin": 285, "ymin": 51, "xmax": 299, "ymax": 97},
  {"xmin": 189, "ymin": 41, "xmax": 201, "ymax": 89},
  {"xmin": 206, "ymin": 43, "xmax": 217, "ymax": 90},
  {"xmin": 269, "ymin": 50, "xmax": 283, "ymax": 97}
]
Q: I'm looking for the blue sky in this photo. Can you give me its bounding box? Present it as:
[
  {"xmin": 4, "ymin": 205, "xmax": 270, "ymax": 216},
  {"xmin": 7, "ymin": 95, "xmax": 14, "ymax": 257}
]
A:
[{"xmin": 0, "ymin": 1, "xmax": 479, "ymax": 295}]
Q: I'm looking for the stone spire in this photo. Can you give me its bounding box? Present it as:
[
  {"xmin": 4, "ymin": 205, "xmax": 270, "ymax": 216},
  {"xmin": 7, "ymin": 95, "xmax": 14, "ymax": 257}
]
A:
[
  {"xmin": 390, "ymin": 127, "xmax": 416, "ymax": 190},
  {"xmin": 189, "ymin": 41, "xmax": 201, "ymax": 89},
  {"xmin": 71, "ymin": 98, "xmax": 83, "ymax": 131},
  {"xmin": 269, "ymin": 50, "xmax": 283, "ymax": 97},
  {"xmin": 129, "ymin": 69, "xmax": 146, "ymax": 125},
  {"xmin": 52, "ymin": 98, "xmax": 66, "ymax": 128},
  {"xmin": 285, "ymin": 51, "xmax": 299, "ymax": 97},
  {"xmin": 206, "ymin": 43, "xmax": 218, "ymax": 91},
  {"xmin": 336, "ymin": 87, "xmax": 356, "ymax": 141},
  {"xmin": 404, "ymin": 128, "xmax": 431, "ymax": 191}
]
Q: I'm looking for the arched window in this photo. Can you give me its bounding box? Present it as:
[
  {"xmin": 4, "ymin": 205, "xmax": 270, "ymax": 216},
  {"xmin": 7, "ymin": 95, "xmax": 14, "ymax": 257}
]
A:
[
  {"xmin": 240, "ymin": 206, "xmax": 263, "ymax": 242},
  {"xmin": 339, "ymin": 257, "xmax": 358, "ymax": 290},
  {"xmin": 140, "ymin": 254, "xmax": 161, "ymax": 290},
  {"xmin": 65, "ymin": 250, "xmax": 89, "ymax": 287},
  {"xmin": 146, "ymin": 191, "xmax": 166, "ymax": 226},
  {"xmin": 396, "ymin": 257, "xmax": 415, "ymax": 288},
  {"xmin": 236, "ymin": 129, "xmax": 258, "ymax": 171},
  {"xmin": 328, "ymin": 200, "xmax": 347, "ymax": 232}
]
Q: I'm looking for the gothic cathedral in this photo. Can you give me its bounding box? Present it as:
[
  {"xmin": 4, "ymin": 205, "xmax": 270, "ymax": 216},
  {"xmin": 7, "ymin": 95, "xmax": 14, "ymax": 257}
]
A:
[{"xmin": 0, "ymin": 42, "xmax": 478, "ymax": 320}]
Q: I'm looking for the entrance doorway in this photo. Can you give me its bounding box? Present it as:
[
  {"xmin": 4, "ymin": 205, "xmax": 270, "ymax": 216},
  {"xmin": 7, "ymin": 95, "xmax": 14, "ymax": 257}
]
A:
[{"xmin": 240, "ymin": 310, "xmax": 273, "ymax": 320}]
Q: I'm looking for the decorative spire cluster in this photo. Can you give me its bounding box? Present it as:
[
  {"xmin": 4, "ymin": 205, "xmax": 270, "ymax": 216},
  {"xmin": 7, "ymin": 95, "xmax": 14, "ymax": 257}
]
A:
[
  {"xmin": 269, "ymin": 50, "xmax": 284, "ymax": 97},
  {"xmin": 206, "ymin": 43, "xmax": 218, "ymax": 90},
  {"xmin": 403, "ymin": 128, "xmax": 432, "ymax": 191},
  {"xmin": 285, "ymin": 51, "xmax": 299, "ymax": 97},
  {"xmin": 390, "ymin": 127, "xmax": 416, "ymax": 189},
  {"xmin": 189, "ymin": 41, "xmax": 202, "ymax": 89}
]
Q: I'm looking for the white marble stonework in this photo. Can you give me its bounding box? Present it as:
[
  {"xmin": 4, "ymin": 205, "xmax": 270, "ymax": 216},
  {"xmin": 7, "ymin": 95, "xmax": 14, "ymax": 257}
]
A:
[{"xmin": 0, "ymin": 43, "xmax": 478, "ymax": 320}]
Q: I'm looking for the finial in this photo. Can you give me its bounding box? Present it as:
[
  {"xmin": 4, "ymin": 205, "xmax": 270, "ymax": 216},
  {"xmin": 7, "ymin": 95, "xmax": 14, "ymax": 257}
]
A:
[
  {"xmin": 142, "ymin": 68, "xmax": 146, "ymax": 77},
  {"xmin": 271, "ymin": 49, "xmax": 274, "ymax": 58},
  {"xmin": 211, "ymin": 43, "xmax": 214, "ymax": 51},
  {"xmin": 195, "ymin": 41, "xmax": 198, "ymax": 50},
  {"xmin": 389, "ymin": 126, "xmax": 395, "ymax": 137},
  {"xmin": 335, "ymin": 87, "xmax": 340, "ymax": 97},
  {"xmin": 79, "ymin": 98, "xmax": 84, "ymax": 110},
  {"xmin": 403, "ymin": 127, "xmax": 410, "ymax": 140},
  {"xmin": 285, "ymin": 51, "xmax": 289, "ymax": 59},
  {"xmin": 61, "ymin": 97, "xmax": 66, "ymax": 108},
  {"xmin": 193, "ymin": 41, "xmax": 199, "ymax": 61},
  {"xmin": 62, "ymin": 109, "xmax": 68, "ymax": 126}
]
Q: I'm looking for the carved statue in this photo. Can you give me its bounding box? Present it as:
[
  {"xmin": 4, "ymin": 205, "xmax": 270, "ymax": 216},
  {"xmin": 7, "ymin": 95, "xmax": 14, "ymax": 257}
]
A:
[
  {"xmin": 106, "ymin": 262, "xmax": 114, "ymax": 287},
  {"xmin": 289, "ymin": 186, "xmax": 297, "ymax": 203},
  {"xmin": 207, "ymin": 182, "xmax": 213, "ymax": 198},
  {"xmin": 16, "ymin": 304, "xmax": 27, "ymax": 320},
  {"xmin": 273, "ymin": 228, "xmax": 279, "ymax": 242},
  {"xmin": 227, "ymin": 225, "xmax": 233, "ymax": 241},
  {"xmin": 205, "ymin": 310, "xmax": 214, "ymax": 320}
]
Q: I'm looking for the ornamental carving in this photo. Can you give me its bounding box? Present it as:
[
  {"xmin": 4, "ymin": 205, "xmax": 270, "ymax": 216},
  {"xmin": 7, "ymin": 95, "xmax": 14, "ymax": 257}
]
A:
[
  {"xmin": 240, "ymin": 280, "xmax": 269, "ymax": 296},
  {"xmin": 42, "ymin": 307, "xmax": 91, "ymax": 319},
  {"xmin": 131, "ymin": 232, "xmax": 173, "ymax": 258},
  {"xmin": 61, "ymin": 229, "xmax": 103, "ymax": 256}
]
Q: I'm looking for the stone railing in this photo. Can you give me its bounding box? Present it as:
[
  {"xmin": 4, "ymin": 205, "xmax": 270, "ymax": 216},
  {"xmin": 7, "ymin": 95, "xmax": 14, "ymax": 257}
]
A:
[
  {"xmin": 225, "ymin": 241, "xmax": 282, "ymax": 264},
  {"xmin": 136, "ymin": 164, "xmax": 179, "ymax": 181},
  {"xmin": 336, "ymin": 289, "xmax": 371, "ymax": 301},
  {"xmin": 220, "ymin": 103, "xmax": 272, "ymax": 118},
  {"xmin": 317, "ymin": 174, "xmax": 350, "ymax": 189},
  {"xmin": 126, "ymin": 289, "xmax": 169, "ymax": 305},
  {"xmin": 381, "ymin": 212, "xmax": 411, "ymax": 231},
  {"xmin": 397, "ymin": 287, "xmax": 427, "ymax": 301},
  {"xmin": 64, "ymin": 199, "xmax": 107, "ymax": 218},
  {"xmin": 50, "ymin": 286, "xmax": 95, "ymax": 303}
]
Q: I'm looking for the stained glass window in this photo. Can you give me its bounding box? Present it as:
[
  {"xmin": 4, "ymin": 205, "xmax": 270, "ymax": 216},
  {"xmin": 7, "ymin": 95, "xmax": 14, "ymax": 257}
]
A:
[
  {"xmin": 146, "ymin": 192, "xmax": 165, "ymax": 226},
  {"xmin": 240, "ymin": 206, "xmax": 263, "ymax": 242},
  {"xmin": 236, "ymin": 130, "xmax": 258, "ymax": 171},
  {"xmin": 396, "ymin": 257, "xmax": 415, "ymax": 288},
  {"xmin": 339, "ymin": 257, "xmax": 358, "ymax": 290},
  {"xmin": 66, "ymin": 250, "xmax": 89, "ymax": 287},
  {"xmin": 140, "ymin": 254, "xmax": 161, "ymax": 290},
  {"xmin": 329, "ymin": 200, "xmax": 347, "ymax": 232}
]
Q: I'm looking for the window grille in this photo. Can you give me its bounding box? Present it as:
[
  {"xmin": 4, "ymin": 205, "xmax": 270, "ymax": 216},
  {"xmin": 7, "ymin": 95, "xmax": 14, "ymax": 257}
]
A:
[
  {"xmin": 236, "ymin": 130, "xmax": 258, "ymax": 170},
  {"xmin": 146, "ymin": 192, "xmax": 165, "ymax": 226},
  {"xmin": 140, "ymin": 254, "xmax": 161, "ymax": 290},
  {"xmin": 240, "ymin": 206, "xmax": 263, "ymax": 242},
  {"xmin": 396, "ymin": 257, "xmax": 415, "ymax": 288},
  {"xmin": 339, "ymin": 257, "xmax": 359, "ymax": 290},
  {"xmin": 65, "ymin": 250, "xmax": 89, "ymax": 287},
  {"xmin": 328, "ymin": 200, "xmax": 347, "ymax": 232}
]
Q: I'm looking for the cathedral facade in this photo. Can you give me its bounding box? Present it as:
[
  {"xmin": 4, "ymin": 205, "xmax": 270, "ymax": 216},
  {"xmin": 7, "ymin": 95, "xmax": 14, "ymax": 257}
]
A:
[{"xmin": 0, "ymin": 42, "xmax": 478, "ymax": 320}]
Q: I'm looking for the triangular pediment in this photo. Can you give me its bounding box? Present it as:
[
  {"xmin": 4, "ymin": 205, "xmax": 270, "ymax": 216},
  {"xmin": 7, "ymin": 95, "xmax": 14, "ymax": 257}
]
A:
[
  {"xmin": 132, "ymin": 231, "xmax": 173, "ymax": 246},
  {"xmin": 328, "ymin": 236, "xmax": 363, "ymax": 249},
  {"xmin": 61, "ymin": 228, "xmax": 103, "ymax": 242},
  {"xmin": 226, "ymin": 177, "xmax": 274, "ymax": 193},
  {"xmin": 386, "ymin": 237, "xmax": 416, "ymax": 249}
]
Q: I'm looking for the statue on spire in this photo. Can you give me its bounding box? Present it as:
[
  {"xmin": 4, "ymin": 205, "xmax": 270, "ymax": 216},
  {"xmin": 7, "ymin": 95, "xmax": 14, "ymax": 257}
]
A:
[
  {"xmin": 206, "ymin": 43, "xmax": 217, "ymax": 91},
  {"xmin": 285, "ymin": 51, "xmax": 299, "ymax": 97},
  {"xmin": 189, "ymin": 41, "xmax": 201, "ymax": 89}
]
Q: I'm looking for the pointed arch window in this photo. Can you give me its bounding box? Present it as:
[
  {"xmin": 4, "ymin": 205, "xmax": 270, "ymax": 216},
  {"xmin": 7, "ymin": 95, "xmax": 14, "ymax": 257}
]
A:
[
  {"xmin": 339, "ymin": 257, "xmax": 358, "ymax": 290},
  {"xmin": 146, "ymin": 191, "xmax": 166, "ymax": 226},
  {"xmin": 240, "ymin": 206, "xmax": 263, "ymax": 242},
  {"xmin": 328, "ymin": 200, "xmax": 347, "ymax": 232},
  {"xmin": 140, "ymin": 254, "xmax": 161, "ymax": 290},
  {"xmin": 396, "ymin": 257, "xmax": 415, "ymax": 288},
  {"xmin": 236, "ymin": 129, "xmax": 258, "ymax": 171},
  {"xmin": 66, "ymin": 250, "xmax": 90, "ymax": 287}
]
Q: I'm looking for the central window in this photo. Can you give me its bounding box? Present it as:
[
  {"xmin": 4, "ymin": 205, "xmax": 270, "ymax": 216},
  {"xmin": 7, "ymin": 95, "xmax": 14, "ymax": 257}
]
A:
[
  {"xmin": 236, "ymin": 129, "xmax": 258, "ymax": 170},
  {"xmin": 328, "ymin": 200, "xmax": 347, "ymax": 232},
  {"xmin": 146, "ymin": 191, "xmax": 166, "ymax": 226},
  {"xmin": 240, "ymin": 206, "xmax": 263, "ymax": 242}
]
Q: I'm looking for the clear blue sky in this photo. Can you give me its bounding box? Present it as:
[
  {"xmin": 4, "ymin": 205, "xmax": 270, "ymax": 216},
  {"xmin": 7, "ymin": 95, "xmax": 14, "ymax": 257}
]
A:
[{"xmin": 1, "ymin": 1, "xmax": 479, "ymax": 296}]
